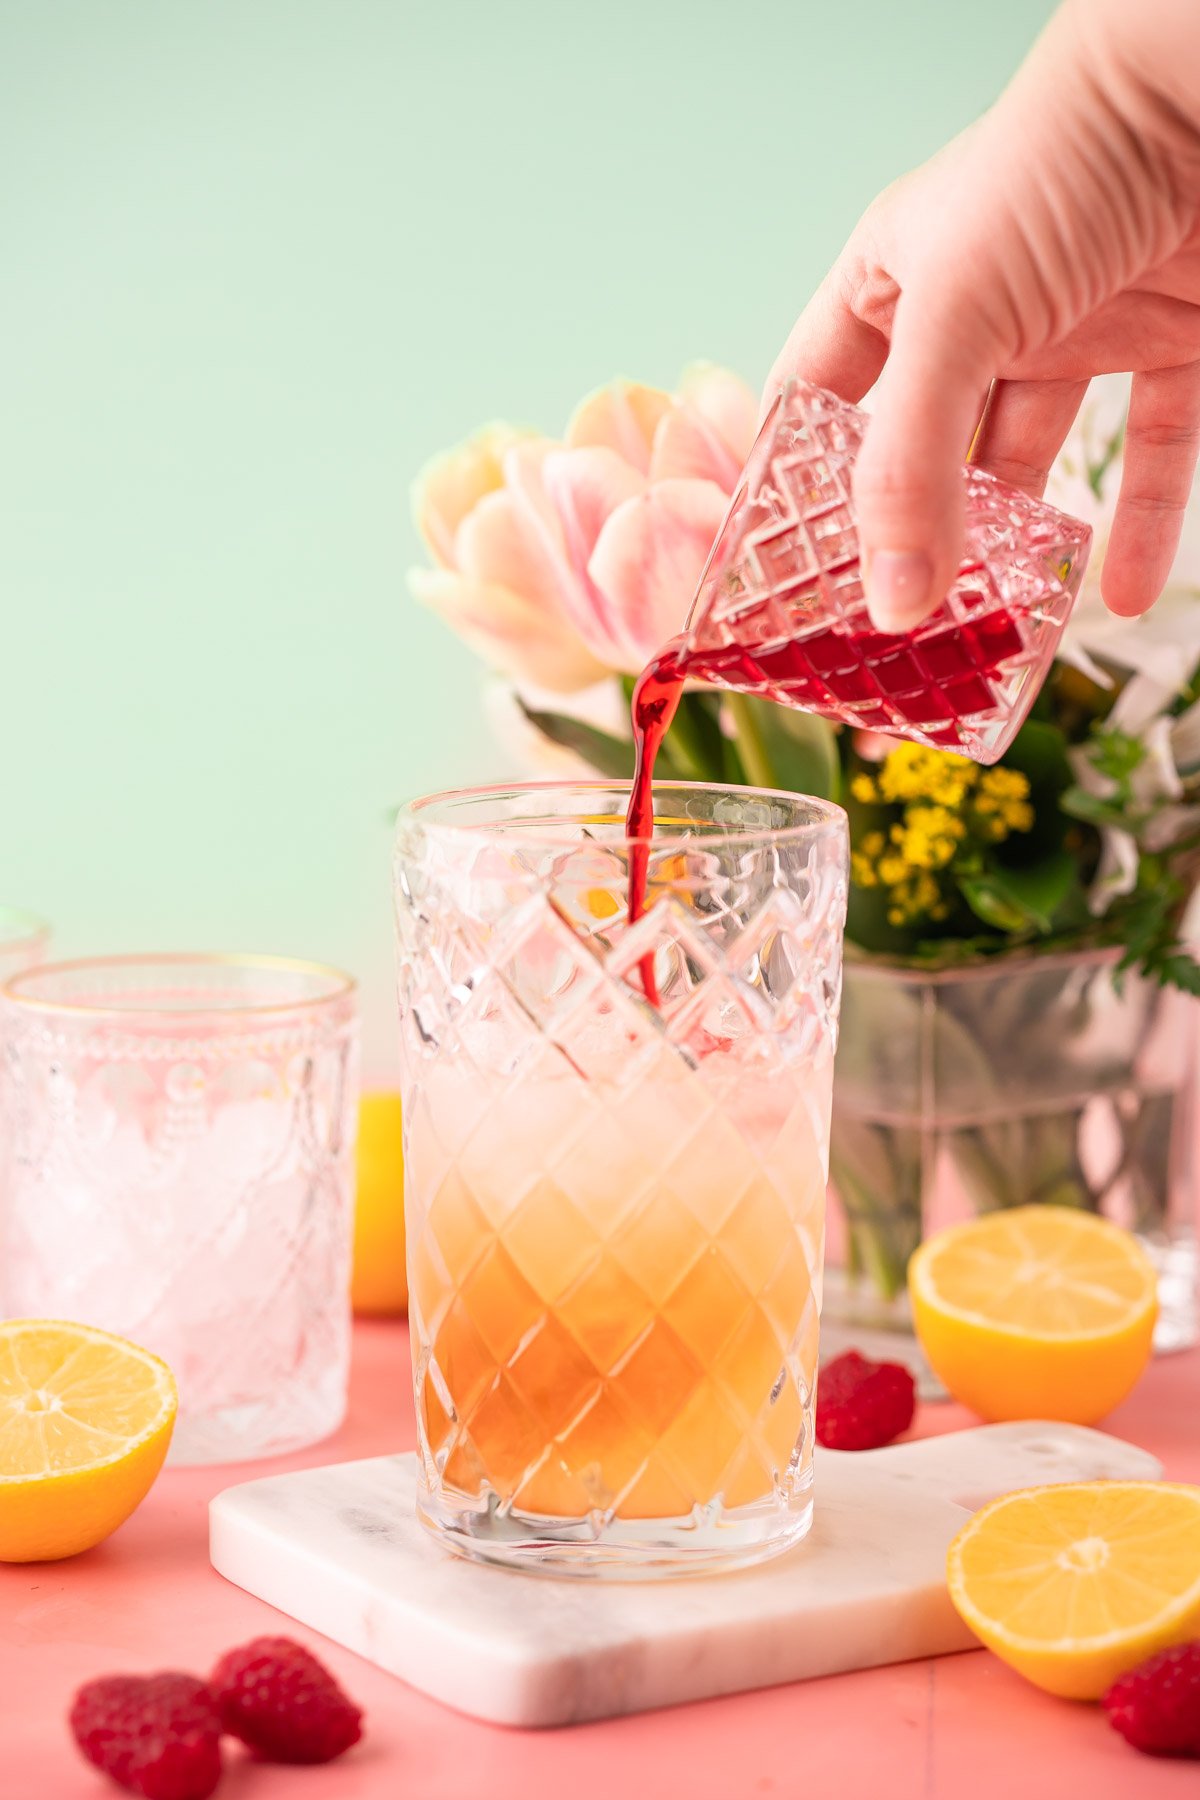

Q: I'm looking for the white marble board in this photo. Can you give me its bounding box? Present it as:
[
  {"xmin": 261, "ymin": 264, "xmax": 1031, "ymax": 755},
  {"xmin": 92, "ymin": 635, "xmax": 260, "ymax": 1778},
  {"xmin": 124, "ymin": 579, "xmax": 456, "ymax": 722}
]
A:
[{"xmin": 209, "ymin": 1422, "xmax": 1160, "ymax": 1728}]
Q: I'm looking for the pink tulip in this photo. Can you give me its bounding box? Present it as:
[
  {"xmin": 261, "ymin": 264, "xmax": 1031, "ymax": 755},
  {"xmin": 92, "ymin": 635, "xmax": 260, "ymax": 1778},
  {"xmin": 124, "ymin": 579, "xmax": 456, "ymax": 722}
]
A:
[
  {"xmin": 409, "ymin": 365, "xmax": 758, "ymax": 692},
  {"xmin": 851, "ymin": 730, "xmax": 895, "ymax": 764}
]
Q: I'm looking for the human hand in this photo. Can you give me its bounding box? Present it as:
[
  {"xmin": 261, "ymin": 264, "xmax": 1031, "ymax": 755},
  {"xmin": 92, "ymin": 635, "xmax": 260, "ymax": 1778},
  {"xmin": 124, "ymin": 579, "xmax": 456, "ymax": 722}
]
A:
[{"xmin": 766, "ymin": 0, "xmax": 1200, "ymax": 630}]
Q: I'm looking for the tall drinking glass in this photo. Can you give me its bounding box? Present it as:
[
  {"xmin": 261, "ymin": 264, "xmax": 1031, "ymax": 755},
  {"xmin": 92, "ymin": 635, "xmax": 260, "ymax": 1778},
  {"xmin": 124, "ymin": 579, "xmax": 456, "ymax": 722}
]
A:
[
  {"xmin": 1, "ymin": 953, "xmax": 358, "ymax": 1464},
  {"xmin": 394, "ymin": 781, "xmax": 848, "ymax": 1575}
]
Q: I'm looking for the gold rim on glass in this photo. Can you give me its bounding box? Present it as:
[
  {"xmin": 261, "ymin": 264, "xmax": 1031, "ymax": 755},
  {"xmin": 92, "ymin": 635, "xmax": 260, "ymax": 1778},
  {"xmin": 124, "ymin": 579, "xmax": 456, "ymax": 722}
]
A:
[{"xmin": 1, "ymin": 951, "xmax": 357, "ymax": 1019}]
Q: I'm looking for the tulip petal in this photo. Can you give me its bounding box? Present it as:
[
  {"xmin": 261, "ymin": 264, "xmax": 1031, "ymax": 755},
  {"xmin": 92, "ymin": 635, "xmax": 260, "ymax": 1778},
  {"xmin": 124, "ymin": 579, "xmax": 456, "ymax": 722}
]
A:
[
  {"xmin": 649, "ymin": 404, "xmax": 742, "ymax": 489},
  {"xmin": 503, "ymin": 438, "xmax": 596, "ymax": 594},
  {"xmin": 543, "ymin": 447, "xmax": 646, "ymax": 568},
  {"xmin": 409, "ymin": 567, "xmax": 608, "ymax": 694},
  {"xmin": 587, "ymin": 478, "xmax": 729, "ymax": 669},
  {"xmin": 439, "ymin": 442, "xmax": 621, "ymax": 688},
  {"xmin": 679, "ymin": 363, "xmax": 759, "ymax": 463},
  {"xmin": 456, "ymin": 487, "xmax": 574, "ymax": 619},
  {"xmin": 411, "ymin": 425, "xmax": 540, "ymax": 570},
  {"xmin": 539, "ymin": 446, "xmax": 649, "ymax": 666},
  {"xmin": 501, "ymin": 438, "xmax": 634, "ymax": 672},
  {"xmin": 565, "ymin": 380, "xmax": 672, "ymax": 475}
]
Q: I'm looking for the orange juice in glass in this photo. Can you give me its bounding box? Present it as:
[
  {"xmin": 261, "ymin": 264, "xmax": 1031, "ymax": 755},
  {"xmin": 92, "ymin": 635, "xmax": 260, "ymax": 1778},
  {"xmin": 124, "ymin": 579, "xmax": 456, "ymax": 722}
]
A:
[{"xmin": 394, "ymin": 782, "xmax": 846, "ymax": 1576}]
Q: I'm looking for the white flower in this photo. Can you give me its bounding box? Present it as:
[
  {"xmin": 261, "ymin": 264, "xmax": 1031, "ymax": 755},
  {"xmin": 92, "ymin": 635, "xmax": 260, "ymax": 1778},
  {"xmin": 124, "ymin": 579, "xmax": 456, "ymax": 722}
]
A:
[
  {"xmin": 1170, "ymin": 695, "xmax": 1200, "ymax": 778},
  {"xmin": 1044, "ymin": 373, "xmax": 1130, "ymax": 600},
  {"xmin": 1140, "ymin": 708, "xmax": 1200, "ymax": 851},
  {"xmin": 1042, "ymin": 370, "xmax": 1200, "ymax": 601},
  {"xmin": 1089, "ymin": 827, "xmax": 1141, "ymax": 913},
  {"xmin": 1058, "ymin": 587, "xmax": 1200, "ymax": 716},
  {"xmin": 1072, "ymin": 707, "xmax": 1200, "ymax": 914}
]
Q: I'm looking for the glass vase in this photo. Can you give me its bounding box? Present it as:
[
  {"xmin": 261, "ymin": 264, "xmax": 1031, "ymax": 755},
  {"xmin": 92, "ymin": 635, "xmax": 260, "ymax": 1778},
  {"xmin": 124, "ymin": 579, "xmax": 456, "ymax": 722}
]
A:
[{"xmin": 826, "ymin": 948, "xmax": 1197, "ymax": 1360}]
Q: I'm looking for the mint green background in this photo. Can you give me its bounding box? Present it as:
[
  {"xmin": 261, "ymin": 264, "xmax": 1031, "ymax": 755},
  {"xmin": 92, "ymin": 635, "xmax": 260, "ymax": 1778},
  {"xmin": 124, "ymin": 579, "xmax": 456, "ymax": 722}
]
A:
[{"xmin": 2, "ymin": 0, "xmax": 1055, "ymax": 1075}]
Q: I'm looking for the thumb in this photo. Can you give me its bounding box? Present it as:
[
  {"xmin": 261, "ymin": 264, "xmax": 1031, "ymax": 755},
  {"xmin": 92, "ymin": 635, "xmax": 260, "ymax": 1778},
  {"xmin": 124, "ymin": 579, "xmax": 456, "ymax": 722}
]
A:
[{"xmin": 854, "ymin": 278, "xmax": 1006, "ymax": 632}]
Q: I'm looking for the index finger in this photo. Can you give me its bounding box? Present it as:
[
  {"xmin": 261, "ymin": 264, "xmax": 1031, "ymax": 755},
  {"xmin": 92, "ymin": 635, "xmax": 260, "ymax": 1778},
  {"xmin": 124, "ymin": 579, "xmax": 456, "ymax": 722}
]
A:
[{"xmin": 761, "ymin": 264, "xmax": 890, "ymax": 418}]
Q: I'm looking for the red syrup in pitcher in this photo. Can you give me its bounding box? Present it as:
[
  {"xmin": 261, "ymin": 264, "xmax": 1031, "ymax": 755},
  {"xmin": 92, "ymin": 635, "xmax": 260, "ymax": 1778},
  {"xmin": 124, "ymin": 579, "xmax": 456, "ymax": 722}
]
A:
[
  {"xmin": 624, "ymin": 600, "xmax": 1029, "ymax": 935},
  {"xmin": 622, "ymin": 378, "xmax": 1092, "ymax": 986}
]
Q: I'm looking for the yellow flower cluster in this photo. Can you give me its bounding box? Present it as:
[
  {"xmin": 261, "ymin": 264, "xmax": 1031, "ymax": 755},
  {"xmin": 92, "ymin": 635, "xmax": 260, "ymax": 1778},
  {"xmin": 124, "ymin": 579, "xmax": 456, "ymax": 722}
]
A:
[
  {"xmin": 970, "ymin": 766, "xmax": 1036, "ymax": 838},
  {"xmin": 850, "ymin": 745, "xmax": 1036, "ymax": 928},
  {"xmin": 854, "ymin": 742, "xmax": 977, "ymax": 809}
]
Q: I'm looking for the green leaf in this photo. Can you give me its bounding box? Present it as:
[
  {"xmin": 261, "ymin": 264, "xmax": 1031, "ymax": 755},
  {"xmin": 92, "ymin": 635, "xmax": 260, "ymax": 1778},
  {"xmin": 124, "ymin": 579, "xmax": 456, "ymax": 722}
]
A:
[
  {"xmin": 1147, "ymin": 951, "xmax": 1200, "ymax": 995},
  {"xmin": 1088, "ymin": 728, "xmax": 1145, "ymax": 786},
  {"xmin": 761, "ymin": 705, "xmax": 842, "ymax": 802},
  {"xmin": 997, "ymin": 719, "xmax": 1074, "ymax": 861},
  {"xmin": 958, "ymin": 850, "xmax": 1078, "ymax": 935},
  {"xmin": 908, "ymin": 933, "xmax": 1017, "ymax": 965},
  {"xmin": 666, "ymin": 691, "xmax": 727, "ymax": 781},
  {"xmin": 722, "ymin": 694, "xmax": 778, "ymax": 788},
  {"xmin": 516, "ymin": 703, "xmax": 641, "ymax": 779},
  {"xmin": 957, "ymin": 879, "xmax": 1031, "ymax": 935},
  {"xmin": 1108, "ymin": 874, "xmax": 1200, "ymax": 994},
  {"xmin": 720, "ymin": 731, "xmax": 747, "ymax": 785},
  {"xmin": 1059, "ymin": 785, "xmax": 1137, "ymax": 833},
  {"xmin": 725, "ymin": 695, "xmax": 841, "ymax": 800},
  {"xmin": 845, "ymin": 879, "xmax": 930, "ymax": 957},
  {"xmin": 1087, "ymin": 417, "xmax": 1126, "ymax": 500},
  {"xmin": 1004, "ymin": 718, "xmax": 1073, "ymax": 789}
]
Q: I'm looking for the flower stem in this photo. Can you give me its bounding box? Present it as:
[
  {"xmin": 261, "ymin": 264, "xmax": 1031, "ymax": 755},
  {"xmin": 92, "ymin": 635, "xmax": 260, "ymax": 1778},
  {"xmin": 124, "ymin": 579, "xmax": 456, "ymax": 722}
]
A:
[
  {"xmin": 726, "ymin": 694, "xmax": 777, "ymax": 789},
  {"xmin": 663, "ymin": 696, "xmax": 708, "ymax": 779}
]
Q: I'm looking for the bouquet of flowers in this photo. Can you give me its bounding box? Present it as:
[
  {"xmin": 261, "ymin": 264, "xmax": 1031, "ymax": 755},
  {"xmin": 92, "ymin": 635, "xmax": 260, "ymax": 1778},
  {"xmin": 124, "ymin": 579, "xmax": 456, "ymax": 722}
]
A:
[{"xmin": 410, "ymin": 367, "xmax": 1200, "ymax": 991}]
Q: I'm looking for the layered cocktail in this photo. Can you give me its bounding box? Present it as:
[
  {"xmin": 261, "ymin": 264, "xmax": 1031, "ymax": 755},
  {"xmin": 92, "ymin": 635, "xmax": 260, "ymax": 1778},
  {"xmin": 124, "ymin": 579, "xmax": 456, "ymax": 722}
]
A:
[{"xmin": 394, "ymin": 782, "xmax": 847, "ymax": 1574}]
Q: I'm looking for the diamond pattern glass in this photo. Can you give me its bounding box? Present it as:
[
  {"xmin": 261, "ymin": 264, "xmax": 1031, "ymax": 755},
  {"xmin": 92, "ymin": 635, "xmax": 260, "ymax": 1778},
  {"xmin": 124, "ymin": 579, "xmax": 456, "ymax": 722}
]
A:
[
  {"xmin": 394, "ymin": 781, "xmax": 848, "ymax": 1575},
  {"xmin": 0, "ymin": 955, "xmax": 359, "ymax": 1464},
  {"xmin": 683, "ymin": 380, "xmax": 1093, "ymax": 762}
]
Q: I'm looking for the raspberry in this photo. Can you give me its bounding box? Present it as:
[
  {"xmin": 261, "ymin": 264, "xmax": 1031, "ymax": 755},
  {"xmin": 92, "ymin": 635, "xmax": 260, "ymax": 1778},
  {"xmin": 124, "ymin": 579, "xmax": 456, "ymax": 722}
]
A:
[
  {"xmin": 210, "ymin": 1636, "xmax": 363, "ymax": 1765},
  {"xmin": 815, "ymin": 1348, "xmax": 916, "ymax": 1450},
  {"xmin": 69, "ymin": 1673, "xmax": 222, "ymax": 1800},
  {"xmin": 1103, "ymin": 1642, "xmax": 1200, "ymax": 1758}
]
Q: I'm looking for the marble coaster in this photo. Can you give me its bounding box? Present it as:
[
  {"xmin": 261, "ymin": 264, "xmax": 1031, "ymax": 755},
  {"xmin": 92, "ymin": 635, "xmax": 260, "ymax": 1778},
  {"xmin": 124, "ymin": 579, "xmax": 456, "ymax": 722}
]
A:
[{"xmin": 209, "ymin": 1423, "xmax": 1160, "ymax": 1728}]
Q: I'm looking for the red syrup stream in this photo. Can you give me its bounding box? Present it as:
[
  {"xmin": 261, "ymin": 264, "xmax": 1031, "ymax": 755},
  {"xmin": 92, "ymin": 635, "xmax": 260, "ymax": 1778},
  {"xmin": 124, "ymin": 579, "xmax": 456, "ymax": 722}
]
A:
[
  {"xmin": 626, "ymin": 639, "xmax": 688, "ymax": 1006},
  {"xmin": 624, "ymin": 600, "xmax": 1030, "ymax": 998}
]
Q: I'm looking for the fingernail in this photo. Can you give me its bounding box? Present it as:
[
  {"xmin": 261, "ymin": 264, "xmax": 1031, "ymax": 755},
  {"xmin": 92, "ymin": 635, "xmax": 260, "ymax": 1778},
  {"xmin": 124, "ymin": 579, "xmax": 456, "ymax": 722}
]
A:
[{"xmin": 864, "ymin": 550, "xmax": 934, "ymax": 633}]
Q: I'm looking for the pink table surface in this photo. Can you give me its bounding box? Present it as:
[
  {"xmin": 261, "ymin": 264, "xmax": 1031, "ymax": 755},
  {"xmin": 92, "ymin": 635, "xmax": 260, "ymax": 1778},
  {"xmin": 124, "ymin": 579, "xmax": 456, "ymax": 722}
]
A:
[{"xmin": 4, "ymin": 1321, "xmax": 1198, "ymax": 1800}]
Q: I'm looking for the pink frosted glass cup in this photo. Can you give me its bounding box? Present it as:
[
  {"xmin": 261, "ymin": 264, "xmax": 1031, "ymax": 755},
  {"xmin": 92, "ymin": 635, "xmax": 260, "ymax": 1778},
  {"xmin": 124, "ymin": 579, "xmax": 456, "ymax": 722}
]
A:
[{"xmin": 0, "ymin": 952, "xmax": 359, "ymax": 1464}]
